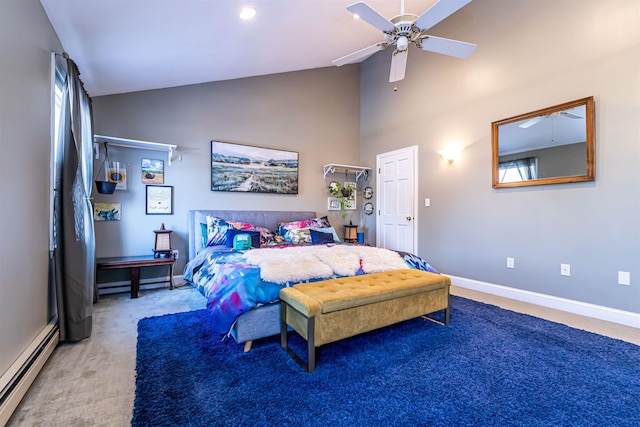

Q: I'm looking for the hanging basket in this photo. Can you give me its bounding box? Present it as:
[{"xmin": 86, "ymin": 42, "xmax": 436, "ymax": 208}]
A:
[
  {"xmin": 95, "ymin": 180, "xmax": 116, "ymax": 194},
  {"xmin": 94, "ymin": 142, "xmax": 116, "ymax": 194}
]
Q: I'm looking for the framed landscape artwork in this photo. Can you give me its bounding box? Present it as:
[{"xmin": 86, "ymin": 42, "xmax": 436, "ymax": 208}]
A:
[
  {"xmin": 142, "ymin": 158, "xmax": 164, "ymax": 184},
  {"xmin": 211, "ymin": 140, "xmax": 298, "ymax": 194}
]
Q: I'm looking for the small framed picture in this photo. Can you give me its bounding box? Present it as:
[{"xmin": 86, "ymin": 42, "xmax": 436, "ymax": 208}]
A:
[
  {"xmin": 142, "ymin": 158, "xmax": 164, "ymax": 184},
  {"xmin": 94, "ymin": 203, "xmax": 121, "ymax": 221},
  {"xmin": 327, "ymin": 197, "xmax": 340, "ymax": 211},
  {"xmin": 107, "ymin": 162, "xmax": 127, "ymax": 190},
  {"xmin": 344, "ymin": 181, "xmax": 356, "ymax": 210},
  {"xmin": 146, "ymin": 185, "xmax": 173, "ymax": 215}
]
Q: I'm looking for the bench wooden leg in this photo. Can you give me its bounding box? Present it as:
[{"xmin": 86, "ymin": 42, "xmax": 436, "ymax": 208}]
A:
[
  {"xmin": 306, "ymin": 316, "xmax": 315, "ymax": 373},
  {"xmin": 280, "ymin": 301, "xmax": 317, "ymax": 373},
  {"xmin": 243, "ymin": 341, "xmax": 253, "ymax": 352}
]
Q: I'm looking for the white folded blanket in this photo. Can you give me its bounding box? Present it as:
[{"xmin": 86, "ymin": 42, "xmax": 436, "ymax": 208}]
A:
[{"xmin": 242, "ymin": 245, "xmax": 408, "ymax": 284}]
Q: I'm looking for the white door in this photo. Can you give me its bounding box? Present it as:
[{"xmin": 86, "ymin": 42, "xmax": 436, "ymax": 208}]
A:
[{"xmin": 376, "ymin": 146, "xmax": 417, "ymax": 253}]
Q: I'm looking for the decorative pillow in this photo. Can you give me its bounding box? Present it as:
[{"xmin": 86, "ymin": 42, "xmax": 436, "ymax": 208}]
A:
[
  {"xmin": 310, "ymin": 229, "xmax": 335, "ymax": 245},
  {"xmin": 227, "ymin": 220, "xmax": 276, "ymax": 245},
  {"xmin": 285, "ymin": 227, "xmax": 312, "ymax": 244},
  {"xmin": 313, "ymin": 226, "xmax": 340, "ymax": 242},
  {"xmin": 206, "ymin": 216, "xmax": 232, "ymax": 247},
  {"xmin": 200, "ymin": 222, "xmax": 207, "ymax": 247},
  {"xmin": 225, "ymin": 229, "xmax": 261, "ymax": 249},
  {"xmin": 277, "ymin": 216, "xmax": 332, "ymax": 243}
]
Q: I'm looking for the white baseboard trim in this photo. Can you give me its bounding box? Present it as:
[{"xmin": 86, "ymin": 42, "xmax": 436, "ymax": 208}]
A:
[
  {"xmin": 448, "ymin": 275, "xmax": 640, "ymax": 329},
  {"xmin": 0, "ymin": 323, "xmax": 59, "ymax": 426},
  {"xmin": 97, "ymin": 274, "xmax": 185, "ymax": 295}
]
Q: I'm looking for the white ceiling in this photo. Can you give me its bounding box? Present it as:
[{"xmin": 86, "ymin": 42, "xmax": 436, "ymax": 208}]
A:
[{"xmin": 40, "ymin": 0, "xmax": 460, "ymax": 96}]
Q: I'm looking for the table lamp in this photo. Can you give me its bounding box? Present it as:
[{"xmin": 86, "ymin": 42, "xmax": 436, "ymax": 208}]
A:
[
  {"xmin": 153, "ymin": 223, "xmax": 173, "ymax": 258},
  {"xmin": 344, "ymin": 222, "xmax": 358, "ymax": 243}
]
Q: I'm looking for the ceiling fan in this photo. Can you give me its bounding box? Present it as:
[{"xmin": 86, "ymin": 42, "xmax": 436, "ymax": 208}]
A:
[
  {"xmin": 518, "ymin": 111, "xmax": 584, "ymax": 129},
  {"xmin": 333, "ymin": 0, "xmax": 477, "ymax": 82}
]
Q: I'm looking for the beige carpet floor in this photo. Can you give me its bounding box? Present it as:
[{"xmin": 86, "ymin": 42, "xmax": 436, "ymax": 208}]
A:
[{"xmin": 7, "ymin": 284, "xmax": 639, "ymax": 426}]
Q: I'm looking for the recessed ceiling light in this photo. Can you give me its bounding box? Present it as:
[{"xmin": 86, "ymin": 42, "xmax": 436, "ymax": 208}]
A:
[
  {"xmin": 239, "ymin": 7, "xmax": 257, "ymax": 21},
  {"xmin": 352, "ymin": 13, "xmax": 360, "ymax": 20}
]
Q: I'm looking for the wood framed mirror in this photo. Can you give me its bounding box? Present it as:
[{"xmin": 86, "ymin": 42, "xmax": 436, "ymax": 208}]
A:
[{"xmin": 492, "ymin": 96, "xmax": 595, "ymax": 188}]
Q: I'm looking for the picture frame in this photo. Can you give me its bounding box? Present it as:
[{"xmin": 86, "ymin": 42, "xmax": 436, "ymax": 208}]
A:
[
  {"xmin": 146, "ymin": 185, "xmax": 173, "ymax": 215},
  {"xmin": 211, "ymin": 140, "xmax": 298, "ymax": 194},
  {"xmin": 327, "ymin": 197, "xmax": 340, "ymax": 211},
  {"xmin": 344, "ymin": 181, "xmax": 356, "ymax": 210},
  {"xmin": 107, "ymin": 162, "xmax": 127, "ymax": 190},
  {"xmin": 142, "ymin": 158, "xmax": 164, "ymax": 184},
  {"xmin": 94, "ymin": 202, "xmax": 121, "ymax": 221}
]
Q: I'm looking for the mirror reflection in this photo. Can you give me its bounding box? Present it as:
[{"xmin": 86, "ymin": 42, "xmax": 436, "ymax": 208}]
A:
[{"xmin": 492, "ymin": 97, "xmax": 595, "ymax": 188}]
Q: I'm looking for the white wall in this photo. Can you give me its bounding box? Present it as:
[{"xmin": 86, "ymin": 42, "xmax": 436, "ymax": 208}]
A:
[
  {"xmin": 360, "ymin": 0, "xmax": 640, "ymax": 314},
  {"xmin": 0, "ymin": 0, "xmax": 62, "ymax": 383}
]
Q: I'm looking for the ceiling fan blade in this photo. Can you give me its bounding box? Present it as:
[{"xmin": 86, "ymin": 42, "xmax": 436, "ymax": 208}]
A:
[
  {"xmin": 333, "ymin": 43, "xmax": 388, "ymax": 67},
  {"xmin": 560, "ymin": 111, "xmax": 583, "ymax": 119},
  {"xmin": 414, "ymin": 0, "xmax": 473, "ymax": 31},
  {"xmin": 389, "ymin": 49, "xmax": 408, "ymax": 83},
  {"xmin": 347, "ymin": 2, "xmax": 395, "ymax": 33},
  {"xmin": 419, "ymin": 35, "xmax": 477, "ymax": 58},
  {"xmin": 518, "ymin": 116, "xmax": 545, "ymax": 129}
]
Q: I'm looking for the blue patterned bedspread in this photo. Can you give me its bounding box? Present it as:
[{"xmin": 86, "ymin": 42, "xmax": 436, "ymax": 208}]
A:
[{"xmin": 183, "ymin": 244, "xmax": 439, "ymax": 335}]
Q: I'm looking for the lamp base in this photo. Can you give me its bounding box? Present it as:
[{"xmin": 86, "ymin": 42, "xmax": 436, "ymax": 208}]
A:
[{"xmin": 153, "ymin": 250, "xmax": 173, "ymax": 259}]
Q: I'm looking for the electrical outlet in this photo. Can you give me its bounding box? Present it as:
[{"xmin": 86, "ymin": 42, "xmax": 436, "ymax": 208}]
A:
[
  {"xmin": 506, "ymin": 257, "xmax": 515, "ymax": 269},
  {"xmin": 618, "ymin": 271, "xmax": 630, "ymax": 286},
  {"xmin": 171, "ymin": 249, "xmax": 179, "ymax": 260},
  {"xmin": 561, "ymin": 264, "xmax": 571, "ymax": 276}
]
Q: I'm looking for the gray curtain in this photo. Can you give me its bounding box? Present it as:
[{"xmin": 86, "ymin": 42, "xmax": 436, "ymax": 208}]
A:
[{"xmin": 54, "ymin": 55, "xmax": 96, "ymax": 342}]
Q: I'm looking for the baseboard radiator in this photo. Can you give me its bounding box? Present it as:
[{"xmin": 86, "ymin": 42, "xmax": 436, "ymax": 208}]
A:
[{"xmin": 0, "ymin": 321, "xmax": 59, "ymax": 426}]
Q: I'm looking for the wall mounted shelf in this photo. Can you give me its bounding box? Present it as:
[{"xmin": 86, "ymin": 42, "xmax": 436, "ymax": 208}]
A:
[
  {"xmin": 93, "ymin": 135, "xmax": 178, "ymax": 165},
  {"xmin": 323, "ymin": 163, "xmax": 371, "ymax": 180}
]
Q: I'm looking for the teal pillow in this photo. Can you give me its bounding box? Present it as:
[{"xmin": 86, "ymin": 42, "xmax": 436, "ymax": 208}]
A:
[{"xmin": 200, "ymin": 223, "xmax": 207, "ymax": 247}]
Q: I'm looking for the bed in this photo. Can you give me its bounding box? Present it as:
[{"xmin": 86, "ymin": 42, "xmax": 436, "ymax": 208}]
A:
[{"xmin": 184, "ymin": 209, "xmax": 439, "ymax": 351}]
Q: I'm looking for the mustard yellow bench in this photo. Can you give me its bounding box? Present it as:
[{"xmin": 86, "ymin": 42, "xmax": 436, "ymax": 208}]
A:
[{"xmin": 279, "ymin": 269, "xmax": 451, "ymax": 372}]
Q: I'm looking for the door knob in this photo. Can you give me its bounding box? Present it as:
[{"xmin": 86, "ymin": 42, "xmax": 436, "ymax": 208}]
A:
[{"xmin": 406, "ymin": 216, "xmax": 412, "ymax": 221}]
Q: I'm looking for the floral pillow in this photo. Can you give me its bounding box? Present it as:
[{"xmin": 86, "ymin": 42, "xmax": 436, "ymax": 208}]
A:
[
  {"xmin": 206, "ymin": 215, "xmax": 232, "ymax": 247},
  {"xmin": 227, "ymin": 220, "xmax": 276, "ymax": 246},
  {"xmin": 277, "ymin": 216, "xmax": 332, "ymax": 244}
]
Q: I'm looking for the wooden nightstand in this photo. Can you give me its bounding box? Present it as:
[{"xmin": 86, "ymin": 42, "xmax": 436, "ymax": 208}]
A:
[{"xmin": 96, "ymin": 255, "xmax": 175, "ymax": 298}]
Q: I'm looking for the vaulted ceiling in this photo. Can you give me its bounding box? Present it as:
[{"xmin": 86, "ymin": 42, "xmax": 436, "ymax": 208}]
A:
[{"xmin": 40, "ymin": 0, "xmax": 471, "ymax": 96}]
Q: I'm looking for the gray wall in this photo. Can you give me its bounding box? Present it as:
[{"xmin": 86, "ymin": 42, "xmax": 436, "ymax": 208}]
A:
[
  {"xmin": 360, "ymin": 0, "xmax": 640, "ymax": 313},
  {"xmin": 92, "ymin": 0, "xmax": 639, "ymax": 316},
  {"xmin": 0, "ymin": 0, "xmax": 62, "ymax": 382},
  {"xmin": 499, "ymin": 142, "xmax": 587, "ymax": 179},
  {"xmin": 92, "ymin": 65, "xmax": 362, "ymax": 273}
]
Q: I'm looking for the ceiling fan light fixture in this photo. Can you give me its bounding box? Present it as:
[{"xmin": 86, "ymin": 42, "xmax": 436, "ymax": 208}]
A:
[
  {"xmin": 239, "ymin": 7, "xmax": 257, "ymax": 21},
  {"xmin": 334, "ymin": 0, "xmax": 476, "ymax": 83},
  {"xmin": 397, "ymin": 35, "xmax": 409, "ymax": 51}
]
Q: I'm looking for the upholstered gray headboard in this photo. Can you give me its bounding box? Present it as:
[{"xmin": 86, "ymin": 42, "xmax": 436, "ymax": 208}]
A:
[{"xmin": 188, "ymin": 210, "xmax": 317, "ymax": 260}]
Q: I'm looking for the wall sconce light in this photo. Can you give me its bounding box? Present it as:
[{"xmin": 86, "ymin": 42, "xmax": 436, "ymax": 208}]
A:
[
  {"xmin": 239, "ymin": 7, "xmax": 257, "ymax": 20},
  {"xmin": 438, "ymin": 147, "xmax": 462, "ymax": 163}
]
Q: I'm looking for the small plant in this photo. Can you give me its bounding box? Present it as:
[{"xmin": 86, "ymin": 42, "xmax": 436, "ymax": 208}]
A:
[{"xmin": 329, "ymin": 181, "xmax": 356, "ymax": 218}]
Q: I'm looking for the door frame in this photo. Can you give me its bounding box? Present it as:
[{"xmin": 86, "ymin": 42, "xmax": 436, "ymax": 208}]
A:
[{"xmin": 375, "ymin": 145, "xmax": 419, "ymax": 253}]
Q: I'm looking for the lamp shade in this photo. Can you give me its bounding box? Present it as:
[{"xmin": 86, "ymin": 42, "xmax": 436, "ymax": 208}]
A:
[
  {"xmin": 344, "ymin": 224, "xmax": 358, "ymax": 243},
  {"xmin": 154, "ymin": 223, "xmax": 173, "ymax": 257}
]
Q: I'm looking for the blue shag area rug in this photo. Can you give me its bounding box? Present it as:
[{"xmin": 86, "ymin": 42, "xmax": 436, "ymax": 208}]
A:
[{"xmin": 133, "ymin": 296, "xmax": 640, "ymax": 426}]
